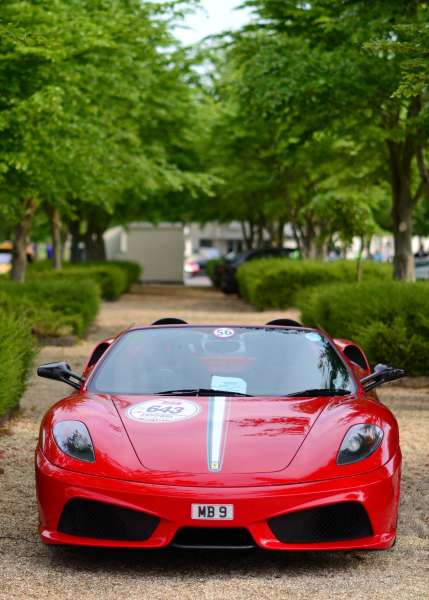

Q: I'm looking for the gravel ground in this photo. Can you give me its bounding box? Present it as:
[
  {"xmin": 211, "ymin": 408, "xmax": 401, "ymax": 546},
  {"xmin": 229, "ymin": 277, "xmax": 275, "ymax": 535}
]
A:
[{"xmin": 0, "ymin": 284, "xmax": 428, "ymax": 600}]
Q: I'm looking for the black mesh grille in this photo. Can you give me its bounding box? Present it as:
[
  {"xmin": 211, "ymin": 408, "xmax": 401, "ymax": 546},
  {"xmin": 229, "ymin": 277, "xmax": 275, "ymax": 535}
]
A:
[
  {"xmin": 268, "ymin": 502, "xmax": 373, "ymax": 543},
  {"xmin": 58, "ymin": 499, "xmax": 159, "ymax": 541},
  {"xmin": 172, "ymin": 527, "xmax": 255, "ymax": 549}
]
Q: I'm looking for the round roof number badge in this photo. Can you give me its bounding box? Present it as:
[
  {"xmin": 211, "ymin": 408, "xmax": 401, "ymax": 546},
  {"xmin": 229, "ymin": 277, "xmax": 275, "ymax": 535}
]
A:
[
  {"xmin": 127, "ymin": 399, "xmax": 201, "ymax": 424},
  {"xmin": 213, "ymin": 327, "xmax": 235, "ymax": 338}
]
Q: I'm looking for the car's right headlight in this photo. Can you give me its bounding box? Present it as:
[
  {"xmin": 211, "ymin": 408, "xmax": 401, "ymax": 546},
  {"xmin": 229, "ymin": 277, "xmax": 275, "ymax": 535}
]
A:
[
  {"xmin": 53, "ymin": 420, "xmax": 95, "ymax": 462},
  {"xmin": 337, "ymin": 424, "xmax": 383, "ymax": 465}
]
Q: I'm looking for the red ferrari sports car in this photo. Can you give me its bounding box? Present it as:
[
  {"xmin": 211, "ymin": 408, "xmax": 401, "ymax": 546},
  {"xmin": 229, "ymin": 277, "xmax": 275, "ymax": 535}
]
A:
[{"xmin": 35, "ymin": 318, "xmax": 404, "ymax": 551}]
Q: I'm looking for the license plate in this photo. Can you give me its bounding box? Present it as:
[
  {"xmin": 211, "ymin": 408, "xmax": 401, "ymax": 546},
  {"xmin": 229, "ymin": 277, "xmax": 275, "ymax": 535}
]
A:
[{"xmin": 191, "ymin": 504, "xmax": 234, "ymax": 520}]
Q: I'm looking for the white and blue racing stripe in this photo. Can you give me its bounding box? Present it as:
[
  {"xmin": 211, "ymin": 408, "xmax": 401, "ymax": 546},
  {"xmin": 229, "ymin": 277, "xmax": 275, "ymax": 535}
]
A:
[{"xmin": 207, "ymin": 397, "xmax": 229, "ymax": 472}]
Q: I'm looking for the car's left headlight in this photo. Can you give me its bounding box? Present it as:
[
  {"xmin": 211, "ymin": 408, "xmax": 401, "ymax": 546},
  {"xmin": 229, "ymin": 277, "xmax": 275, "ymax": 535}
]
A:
[
  {"xmin": 53, "ymin": 420, "xmax": 95, "ymax": 462},
  {"xmin": 337, "ymin": 424, "xmax": 383, "ymax": 465}
]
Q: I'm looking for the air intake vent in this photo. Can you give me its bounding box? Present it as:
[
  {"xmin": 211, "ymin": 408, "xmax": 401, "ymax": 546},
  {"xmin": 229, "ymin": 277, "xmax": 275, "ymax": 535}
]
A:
[
  {"xmin": 172, "ymin": 527, "xmax": 255, "ymax": 549},
  {"xmin": 268, "ymin": 502, "xmax": 372, "ymax": 543},
  {"xmin": 58, "ymin": 499, "xmax": 159, "ymax": 541}
]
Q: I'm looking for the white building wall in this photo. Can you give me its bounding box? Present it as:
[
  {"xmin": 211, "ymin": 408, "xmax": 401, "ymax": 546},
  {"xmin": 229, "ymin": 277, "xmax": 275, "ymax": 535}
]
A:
[{"xmin": 104, "ymin": 223, "xmax": 184, "ymax": 283}]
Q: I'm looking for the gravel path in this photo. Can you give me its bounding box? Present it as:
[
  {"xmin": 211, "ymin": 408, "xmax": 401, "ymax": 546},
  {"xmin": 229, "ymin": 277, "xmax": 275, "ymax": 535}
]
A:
[{"xmin": 0, "ymin": 284, "xmax": 427, "ymax": 600}]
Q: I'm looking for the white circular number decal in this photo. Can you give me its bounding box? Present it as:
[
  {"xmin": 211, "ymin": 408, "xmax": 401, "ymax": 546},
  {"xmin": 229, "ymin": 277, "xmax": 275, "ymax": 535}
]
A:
[
  {"xmin": 213, "ymin": 327, "xmax": 235, "ymax": 338},
  {"xmin": 127, "ymin": 400, "xmax": 201, "ymax": 423}
]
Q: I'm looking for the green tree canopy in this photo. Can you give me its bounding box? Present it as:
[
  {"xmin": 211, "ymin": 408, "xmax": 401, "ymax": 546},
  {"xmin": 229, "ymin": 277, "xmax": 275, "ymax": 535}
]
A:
[{"xmin": 0, "ymin": 0, "xmax": 212, "ymax": 278}]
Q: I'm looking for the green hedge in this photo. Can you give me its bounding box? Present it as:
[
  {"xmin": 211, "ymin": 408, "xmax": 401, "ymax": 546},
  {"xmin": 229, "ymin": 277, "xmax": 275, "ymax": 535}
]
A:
[
  {"xmin": 100, "ymin": 260, "xmax": 141, "ymax": 288},
  {"xmin": 206, "ymin": 259, "xmax": 221, "ymax": 286},
  {"xmin": 0, "ymin": 314, "xmax": 35, "ymax": 418},
  {"xmin": 237, "ymin": 259, "xmax": 392, "ymax": 310},
  {"xmin": 0, "ymin": 277, "xmax": 100, "ymax": 417},
  {"xmin": 29, "ymin": 260, "xmax": 141, "ymax": 300},
  {"xmin": 299, "ymin": 281, "xmax": 429, "ymax": 375},
  {"xmin": 0, "ymin": 259, "xmax": 140, "ymax": 418},
  {"xmin": 0, "ymin": 279, "xmax": 100, "ymax": 338},
  {"xmin": 40, "ymin": 266, "xmax": 127, "ymax": 300}
]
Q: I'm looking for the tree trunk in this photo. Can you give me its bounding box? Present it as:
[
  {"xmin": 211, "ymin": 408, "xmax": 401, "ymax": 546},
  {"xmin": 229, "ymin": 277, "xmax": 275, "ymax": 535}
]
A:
[
  {"xmin": 392, "ymin": 199, "xmax": 414, "ymax": 280},
  {"xmin": 300, "ymin": 217, "xmax": 318, "ymax": 258},
  {"xmin": 256, "ymin": 218, "xmax": 265, "ymax": 249},
  {"xmin": 303, "ymin": 235, "xmax": 317, "ymax": 259},
  {"xmin": 69, "ymin": 220, "xmax": 83, "ymax": 263},
  {"xmin": 47, "ymin": 205, "xmax": 62, "ymax": 270},
  {"xmin": 388, "ymin": 140, "xmax": 416, "ymax": 281},
  {"xmin": 84, "ymin": 222, "xmax": 106, "ymax": 261},
  {"xmin": 276, "ymin": 220, "xmax": 285, "ymax": 248},
  {"xmin": 94, "ymin": 229, "xmax": 106, "ymax": 261},
  {"xmin": 240, "ymin": 220, "xmax": 254, "ymax": 250},
  {"xmin": 356, "ymin": 236, "xmax": 365, "ymax": 283},
  {"xmin": 84, "ymin": 231, "xmax": 97, "ymax": 261},
  {"xmin": 264, "ymin": 222, "xmax": 276, "ymax": 247},
  {"xmin": 11, "ymin": 199, "xmax": 37, "ymax": 283},
  {"xmin": 315, "ymin": 239, "xmax": 327, "ymax": 260},
  {"xmin": 291, "ymin": 224, "xmax": 303, "ymax": 256},
  {"xmin": 314, "ymin": 222, "xmax": 330, "ymax": 260}
]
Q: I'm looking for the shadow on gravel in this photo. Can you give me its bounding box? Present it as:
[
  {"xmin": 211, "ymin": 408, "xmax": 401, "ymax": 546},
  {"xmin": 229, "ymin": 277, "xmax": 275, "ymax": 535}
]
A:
[{"xmin": 46, "ymin": 546, "xmax": 376, "ymax": 577}]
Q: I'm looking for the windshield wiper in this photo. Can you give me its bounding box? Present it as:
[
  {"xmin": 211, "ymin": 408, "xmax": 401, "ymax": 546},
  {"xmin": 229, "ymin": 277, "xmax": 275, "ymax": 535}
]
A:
[
  {"xmin": 285, "ymin": 388, "xmax": 352, "ymax": 397},
  {"xmin": 155, "ymin": 388, "xmax": 253, "ymax": 397}
]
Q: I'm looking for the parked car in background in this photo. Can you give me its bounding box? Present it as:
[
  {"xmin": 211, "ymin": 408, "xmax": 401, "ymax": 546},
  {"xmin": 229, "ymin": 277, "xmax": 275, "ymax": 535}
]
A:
[
  {"xmin": 184, "ymin": 248, "xmax": 221, "ymax": 279},
  {"xmin": 415, "ymin": 255, "xmax": 429, "ymax": 279},
  {"xmin": 184, "ymin": 256, "xmax": 207, "ymax": 278},
  {"xmin": 216, "ymin": 248, "xmax": 297, "ymax": 294},
  {"xmin": 0, "ymin": 241, "xmax": 33, "ymax": 274}
]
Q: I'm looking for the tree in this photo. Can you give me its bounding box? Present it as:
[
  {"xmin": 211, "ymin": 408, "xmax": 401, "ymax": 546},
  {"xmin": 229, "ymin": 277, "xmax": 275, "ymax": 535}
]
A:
[
  {"xmin": 0, "ymin": 0, "xmax": 212, "ymax": 278},
  {"xmin": 202, "ymin": 33, "xmax": 384, "ymax": 256},
  {"xmin": 238, "ymin": 0, "xmax": 429, "ymax": 279}
]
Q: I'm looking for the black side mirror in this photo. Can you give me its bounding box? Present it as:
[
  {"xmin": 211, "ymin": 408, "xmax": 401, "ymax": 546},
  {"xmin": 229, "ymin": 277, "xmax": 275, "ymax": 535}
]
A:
[
  {"xmin": 37, "ymin": 362, "xmax": 83, "ymax": 390},
  {"xmin": 361, "ymin": 364, "xmax": 405, "ymax": 392}
]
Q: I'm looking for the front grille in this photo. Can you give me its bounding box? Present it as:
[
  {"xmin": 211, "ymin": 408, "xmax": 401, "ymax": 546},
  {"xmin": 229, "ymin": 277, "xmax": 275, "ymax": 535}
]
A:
[
  {"xmin": 58, "ymin": 499, "xmax": 159, "ymax": 541},
  {"xmin": 268, "ymin": 502, "xmax": 373, "ymax": 544},
  {"xmin": 172, "ymin": 527, "xmax": 255, "ymax": 549}
]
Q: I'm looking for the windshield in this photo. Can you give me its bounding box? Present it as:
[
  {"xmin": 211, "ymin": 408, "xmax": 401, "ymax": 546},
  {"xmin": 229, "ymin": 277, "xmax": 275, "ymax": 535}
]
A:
[{"xmin": 88, "ymin": 326, "xmax": 355, "ymax": 396}]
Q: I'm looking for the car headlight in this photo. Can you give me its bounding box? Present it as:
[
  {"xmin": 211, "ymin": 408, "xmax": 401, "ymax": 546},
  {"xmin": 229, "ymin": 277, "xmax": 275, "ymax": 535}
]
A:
[
  {"xmin": 53, "ymin": 421, "xmax": 95, "ymax": 462},
  {"xmin": 337, "ymin": 424, "xmax": 383, "ymax": 465}
]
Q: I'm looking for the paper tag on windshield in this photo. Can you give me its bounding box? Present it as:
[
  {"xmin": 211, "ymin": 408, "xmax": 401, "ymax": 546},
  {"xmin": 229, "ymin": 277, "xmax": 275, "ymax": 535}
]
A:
[{"xmin": 211, "ymin": 375, "xmax": 247, "ymax": 394}]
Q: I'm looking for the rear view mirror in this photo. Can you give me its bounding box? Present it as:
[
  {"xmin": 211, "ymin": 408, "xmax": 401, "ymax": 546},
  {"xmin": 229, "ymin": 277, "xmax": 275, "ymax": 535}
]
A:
[
  {"xmin": 37, "ymin": 362, "xmax": 83, "ymax": 390},
  {"xmin": 361, "ymin": 364, "xmax": 405, "ymax": 392}
]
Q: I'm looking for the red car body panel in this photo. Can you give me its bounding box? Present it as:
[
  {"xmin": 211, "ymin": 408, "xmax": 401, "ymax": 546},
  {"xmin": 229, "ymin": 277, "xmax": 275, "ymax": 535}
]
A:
[
  {"xmin": 35, "ymin": 324, "xmax": 402, "ymax": 551},
  {"xmin": 112, "ymin": 395, "xmax": 327, "ymax": 475},
  {"xmin": 36, "ymin": 449, "xmax": 400, "ymax": 550}
]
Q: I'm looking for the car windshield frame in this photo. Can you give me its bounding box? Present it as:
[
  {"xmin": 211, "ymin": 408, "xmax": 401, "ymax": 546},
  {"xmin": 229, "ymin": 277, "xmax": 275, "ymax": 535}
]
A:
[{"xmin": 86, "ymin": 325, "xmax": 357, "ymax": 397}]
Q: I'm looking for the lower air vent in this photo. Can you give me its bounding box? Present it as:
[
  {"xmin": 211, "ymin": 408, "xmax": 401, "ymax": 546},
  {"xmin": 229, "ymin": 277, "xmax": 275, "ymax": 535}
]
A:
[
  {"xmin": 58, "ymin": 499, "xmax": 159, "ymax": 541},
  {"xmin": 268, "ymin": 502, "xmax": 372, "ymax": 543},
  {"xmin": 172, "ymin": 527, "xmax": 255, "ymax": 549}
]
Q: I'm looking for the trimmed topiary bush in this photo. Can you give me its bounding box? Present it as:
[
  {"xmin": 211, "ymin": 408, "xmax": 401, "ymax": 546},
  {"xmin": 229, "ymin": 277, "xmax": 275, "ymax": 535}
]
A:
[
  {"xmin": 0, "ymin": 314, "xmax": 35, "ymax": 418},
  {"xmin": 206, "ymin": 259, "xmax": 222, "ymax": 287},
  {"xmin": 29, "ymin": 264, "xmax": 126, "ymax": 300},
  {"xmin": 299, "ymin": 281, "xmax": 429, "ymax": 375},
  {"xmin": 28, "ymin": 260, "xmax": 141, "ymax": 299},
  {"xmin": 0, "ymin": 279, "xmax": 100, "ymax": 338},
  {"xmin": 64, "ymin": 265, "xmax": 128, "ymax": 300},
  {"xmin": 100, "ymin": 260, "xmax": 141, "ymax": 288},
  {"xmin": 237, "ymin": 259, "xmax": 392, "ymax": 310}
]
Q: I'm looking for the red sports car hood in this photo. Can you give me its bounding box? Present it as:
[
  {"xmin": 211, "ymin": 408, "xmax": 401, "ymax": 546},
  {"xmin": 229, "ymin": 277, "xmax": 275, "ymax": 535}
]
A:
[{"xmin": 112, "ymin": 395, "xmax": 327, "ymax": 475}]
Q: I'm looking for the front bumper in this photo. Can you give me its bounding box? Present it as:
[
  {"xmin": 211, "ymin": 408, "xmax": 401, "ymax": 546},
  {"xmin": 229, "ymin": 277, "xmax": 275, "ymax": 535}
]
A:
[{"xmin": 35, "ymin": 449, "xmax": 401, "ymax": 551}]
